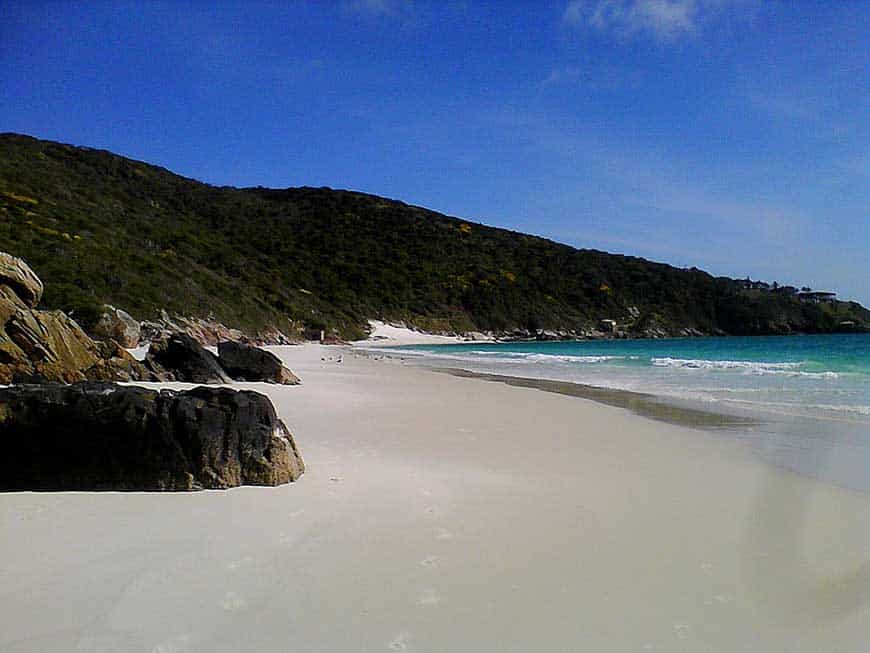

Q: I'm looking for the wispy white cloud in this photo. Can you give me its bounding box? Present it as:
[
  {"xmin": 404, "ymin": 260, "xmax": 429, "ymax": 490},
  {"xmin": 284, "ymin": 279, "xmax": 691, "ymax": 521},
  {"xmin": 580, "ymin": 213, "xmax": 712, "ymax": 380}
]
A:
[
  {"xmin": 475, "ymin": 103, "xmax": 813, "ymax": 273},
  {"xmin": 563, "ymin": 0, "xmax": 749, "ymax": 43},
  {"xmin": 541, "ymin": 64, "xmax": 642, "ymax": 90},
  {"xmin": 738, "ymin": 73, "xmax": 862, "ymax": 142},
  {"xmin": 343, "ymin": 0, "xmax": 415, "ymax": 19},
  {"xmin": 342, "ymin": 0, "xmax": 423, "ymax": 30},
  {"xmin": 345, "ymin": 0, "xmax": 397, "ymax": 16}
]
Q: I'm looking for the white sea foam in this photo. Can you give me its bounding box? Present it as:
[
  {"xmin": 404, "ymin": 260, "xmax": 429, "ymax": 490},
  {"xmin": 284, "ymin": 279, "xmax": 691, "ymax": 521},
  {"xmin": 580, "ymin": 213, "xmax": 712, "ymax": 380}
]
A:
[
  {"xmin": 363, "ymin": 347, "xmax": 627, "ymax": 366},
  {"xmin": 465, "ymin": 350, "xmax": 626, "ymax": 363},
  {"xmin": 651, "ymin": 357, "xmax": 803, "ymax": 371},
  {"xmin": 525, "ymin": 353, "xmax": 625, "ymax": 364},
  {"xmin": 650, "ymin": 357, "xmax": 843, "ymax": 380},
  {"xmin": 723, "ymin": 397, "xmax": 870, "ymax": 418},
  {"xmin": 761, "ymin": 370, "xmax": 840, "ymax": 379},
  {"xmin": 812, "ymin": 404, "xmax": 870, "ymax": 416}
]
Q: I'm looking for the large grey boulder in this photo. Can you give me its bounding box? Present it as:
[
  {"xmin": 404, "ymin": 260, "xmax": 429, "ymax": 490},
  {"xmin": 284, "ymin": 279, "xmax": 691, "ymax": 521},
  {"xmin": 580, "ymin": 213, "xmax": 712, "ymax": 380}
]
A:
[
  {"xmin": 146, "ymin": 333, "xmax": 232, "ymax": 384},
  {"xmin": 91, "ymin": 304, "xmax": 141, "ymax": 347},
  {"xmin": 217, "ymin": 340, "xmax": 301, "ymax": 385},
  {"xmin": 0, "ymin": 383, "xmax": 305, "ymax": 491},
  {"xmin": 0, "ymin": 252, "xmax": 43, "ymax": 307}
]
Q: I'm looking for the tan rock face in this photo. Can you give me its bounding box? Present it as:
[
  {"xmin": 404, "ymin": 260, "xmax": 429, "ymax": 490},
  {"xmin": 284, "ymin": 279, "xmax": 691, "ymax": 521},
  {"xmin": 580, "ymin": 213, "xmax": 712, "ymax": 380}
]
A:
[
  {"xmin": 86, "ymin": 339, "xmax": 158, "ymax": 382},
  {"xmin": 0, "ymin": 286, "xmax": 27, "ymax": 325},
  {"xmin": 0, "ymin": 251, "xmax": 163, "ymax": 383},
  {"xmin": 276, "ymin": 366, "xmax": 302, "ymax": 385},
  {"xmin": 0, "ymin": 333, "xmax": 31, "ymax": 384},
  {"xmin": 91, "ymin": 304, "xmax": 141, "ymax": 347},
  {"xmin": 4, "ymin": 309, "xmax": 100, "ymax": 382},
  {"xmin": 0, "ymin": 252, "xmax": 44, "ymax": 307}
]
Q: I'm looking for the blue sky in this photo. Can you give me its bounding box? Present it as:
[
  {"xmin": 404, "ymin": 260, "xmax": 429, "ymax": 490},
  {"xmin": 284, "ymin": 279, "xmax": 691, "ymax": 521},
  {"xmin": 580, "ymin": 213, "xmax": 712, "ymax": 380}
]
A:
[{"xmin": 2, "ymin": 1, "xmax": 868, "ymax": 304}]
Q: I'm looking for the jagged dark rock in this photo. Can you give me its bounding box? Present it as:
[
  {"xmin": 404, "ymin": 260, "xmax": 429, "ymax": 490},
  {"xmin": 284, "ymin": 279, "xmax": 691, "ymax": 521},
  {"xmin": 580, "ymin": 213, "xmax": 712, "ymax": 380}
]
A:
[
  {"xmin": 0, "ymin": 383, "xmax": 305, "ymax": 491},
  {"xmin": 145, "ymin": 333, "xmax": 232, "ymax": 384},
  {"xmin": 217, "ymin": 340, "xmax": 301, "ymax": 385}
]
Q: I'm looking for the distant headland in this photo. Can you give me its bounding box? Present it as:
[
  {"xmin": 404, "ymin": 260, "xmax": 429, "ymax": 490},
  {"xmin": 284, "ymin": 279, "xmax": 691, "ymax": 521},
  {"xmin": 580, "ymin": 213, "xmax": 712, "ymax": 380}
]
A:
[{"xmin": 1, "ymin": 132, "xmax": 867, "ymax": 342}]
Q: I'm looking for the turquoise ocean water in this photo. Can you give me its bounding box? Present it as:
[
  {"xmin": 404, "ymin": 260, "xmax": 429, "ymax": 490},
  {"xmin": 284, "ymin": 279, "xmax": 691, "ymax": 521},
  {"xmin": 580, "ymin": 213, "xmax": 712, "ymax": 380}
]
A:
[{"xmin": 373, "ymin": 334, "xmax": 870, "ymax": 491}]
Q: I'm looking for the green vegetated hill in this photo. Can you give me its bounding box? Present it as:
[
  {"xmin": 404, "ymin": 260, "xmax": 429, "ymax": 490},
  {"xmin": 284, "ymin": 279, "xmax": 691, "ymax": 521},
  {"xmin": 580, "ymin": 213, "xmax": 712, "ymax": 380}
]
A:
[{"xmin": 1, "ymin": 133, "xmax": 867, "ymax": 339}]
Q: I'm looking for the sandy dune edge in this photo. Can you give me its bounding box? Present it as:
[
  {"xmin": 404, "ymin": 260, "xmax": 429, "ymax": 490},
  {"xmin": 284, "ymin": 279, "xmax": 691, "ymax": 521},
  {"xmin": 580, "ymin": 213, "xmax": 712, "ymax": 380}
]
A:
[
  {"xmin": 1, "ymin": 344, "xmax": 869, "ymax": 652},
  {"xmin": 354, "ymin": 320, "xmax": 493, "ymax": 346}
]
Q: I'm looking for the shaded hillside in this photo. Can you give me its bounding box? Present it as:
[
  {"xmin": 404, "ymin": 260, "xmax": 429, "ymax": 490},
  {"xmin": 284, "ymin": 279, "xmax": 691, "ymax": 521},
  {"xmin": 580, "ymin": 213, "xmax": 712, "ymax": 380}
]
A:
[{"xmin": 1, "ymin": 133, "xmax": 867, "ymax": 339}]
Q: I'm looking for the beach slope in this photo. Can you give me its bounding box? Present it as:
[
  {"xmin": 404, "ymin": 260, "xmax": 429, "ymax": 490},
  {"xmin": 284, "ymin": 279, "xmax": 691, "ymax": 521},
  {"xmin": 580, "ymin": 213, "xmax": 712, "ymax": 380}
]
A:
[{"xmin": 1, "ymin": 345, "xmax": 869, "ymax": 651}]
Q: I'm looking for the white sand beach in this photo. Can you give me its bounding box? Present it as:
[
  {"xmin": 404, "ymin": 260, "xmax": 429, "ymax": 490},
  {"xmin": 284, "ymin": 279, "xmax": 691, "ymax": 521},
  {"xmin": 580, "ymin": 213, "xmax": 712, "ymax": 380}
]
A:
[
  {"xmin": 2, "ymin": 344, "xmax": 869, "ymax": 652},
  {"xmin": 358, "ymin": 320, "xmax": 493, "ymax": 346}
]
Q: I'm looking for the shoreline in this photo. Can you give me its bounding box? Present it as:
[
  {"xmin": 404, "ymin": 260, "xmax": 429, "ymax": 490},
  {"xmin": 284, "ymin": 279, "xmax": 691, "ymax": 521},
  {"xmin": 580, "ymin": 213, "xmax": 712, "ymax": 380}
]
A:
[
  {"xmin": 438, "ymin": 367, "xmax": 758, "ymax": 431},
  {"xmin": 353, "ymin": 338, "xmax": 870, "ymax": 494},
  {"xmin": 355, "ymin": 322, "xmax": 870, "ymax": 348}
]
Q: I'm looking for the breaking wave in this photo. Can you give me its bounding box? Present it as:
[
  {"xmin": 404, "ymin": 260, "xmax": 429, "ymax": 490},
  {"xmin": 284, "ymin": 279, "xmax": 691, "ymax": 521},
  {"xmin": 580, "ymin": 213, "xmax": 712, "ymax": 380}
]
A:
[
  {"xmin": 650, "ymin": 357, "xmax": 842, "ymax": 379},
  {"xmin": 651, "ymin": 357, "xmax": 802, "ymax": 371}
]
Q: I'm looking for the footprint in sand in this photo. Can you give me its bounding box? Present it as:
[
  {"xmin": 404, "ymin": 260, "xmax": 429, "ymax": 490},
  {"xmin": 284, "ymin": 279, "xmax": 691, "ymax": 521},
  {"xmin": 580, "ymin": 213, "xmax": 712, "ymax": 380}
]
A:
[
  {"xmin": 703, "ymin": 592, "xmax": 732, "ymax": 607},
  {"xmin": 388, "ymin": 632, "xmax": 412, "ymax": 650},
  {"xmin": 673, "ymin": 623, "xmax": 691, "ymax": 640},
  {"xmin": 220, "ymin": 591, "xmax": 248, "ymax": 611},
  {"xmin": 434, "ymin": 528, "xmax": 453, "ymax": 541},
  {"xmin": 226, "ymin": 556, "xmax": 254, "ymax": 571},
  {"xmin": 152, "ymin": 634, "xmax": 193, "ymax": 653},
  {"xmin": 418, "ymin": 588, "xmax": 441, "ymax": 606}
]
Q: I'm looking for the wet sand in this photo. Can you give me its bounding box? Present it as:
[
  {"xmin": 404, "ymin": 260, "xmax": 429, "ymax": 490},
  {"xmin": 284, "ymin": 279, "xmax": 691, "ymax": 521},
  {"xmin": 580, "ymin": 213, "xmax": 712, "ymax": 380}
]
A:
[{"xmin": 441, "ymin": 367, "xmax": 757, "ymax": 430}]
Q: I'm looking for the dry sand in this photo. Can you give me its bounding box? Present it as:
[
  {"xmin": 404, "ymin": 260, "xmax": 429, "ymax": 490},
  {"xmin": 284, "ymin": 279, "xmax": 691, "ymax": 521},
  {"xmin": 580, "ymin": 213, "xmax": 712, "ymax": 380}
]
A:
[
  {"xmin": 2, "ymin": 345, "xmax": 869, "ymax": 652},
  {"xmin": 356, "ymin": 320, "xmax": 493, "ymax": 346}
]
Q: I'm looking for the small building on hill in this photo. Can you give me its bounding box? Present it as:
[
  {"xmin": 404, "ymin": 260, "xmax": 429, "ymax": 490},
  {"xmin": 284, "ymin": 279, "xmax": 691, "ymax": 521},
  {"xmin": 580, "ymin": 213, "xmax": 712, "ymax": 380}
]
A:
[
  {"xmin": 599, "ymin": 318, "xmax": 618, "ymax": 333},
  {"xmin": 797, "ymin": 290, "xmax": 837, "ymax": 304}
]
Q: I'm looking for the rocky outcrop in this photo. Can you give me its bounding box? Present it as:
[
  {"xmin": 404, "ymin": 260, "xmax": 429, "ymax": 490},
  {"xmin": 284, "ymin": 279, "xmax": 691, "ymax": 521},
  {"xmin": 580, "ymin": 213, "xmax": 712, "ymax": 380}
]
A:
[
  {"xmin": 4, "ymin": 309, "xmax": 101, "ymax": 382},
  {"xmin": 0, "ymin": 383, "xmax": 304, "ymax": 491},
  {"xmin": 140, "ymin": 310, "xmax": 297, "ymax": 346},
  {"xmin": 0, "ymin": 307, "xmax": 158, "ymax": 383},
  {"xmin": 0, "ymin": 252, "xmax": 43, "ymax": 307},
  {"xmin": 0, "ymin": 252, "xmax": 156, "ymax": 383},
  {"xmin": 145, "ymin": 333, "xmax": 232, "ymax": 384},
  {"xmin": 91, "ymin": 304, "xmax": 141, "ymax": 347},
  {"xmin": 0, "ymin": 285, "xmax": 27, "ymax": 324},
  {"xmin": 87, "ymin": 339, "xmax": 169, "ymax": 382},
  {"xmin": 217, "ymin": 341, "xmax": 301, "ymax": 385},
  {"xmin": 141, "ymin": 310, "xmax": 246, "ymax": 346}
]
